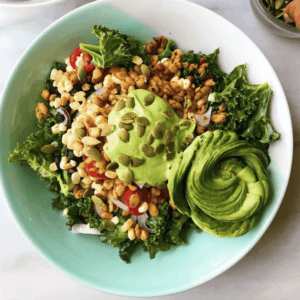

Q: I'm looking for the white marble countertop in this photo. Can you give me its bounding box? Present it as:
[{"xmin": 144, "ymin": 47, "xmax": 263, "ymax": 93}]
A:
[{"xmin": 1, "ymin": 0, "xmax": 300, "ymax": 299}]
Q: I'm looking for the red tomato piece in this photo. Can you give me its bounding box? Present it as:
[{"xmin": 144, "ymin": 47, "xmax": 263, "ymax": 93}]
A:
[
  {"xmin": 69, "ymin": 47, "xmax": 95, "ymax": 73},
  {"xmin": 84, "ymin": 157, "xmax": 107, "ymax": 179},
  {"xmin": 123, "ymin": 187, "xmax": 151, "ymax": 216},
  {"xmin": 162, "ymin": 187, "xmax": 170, "ymax": 199}
]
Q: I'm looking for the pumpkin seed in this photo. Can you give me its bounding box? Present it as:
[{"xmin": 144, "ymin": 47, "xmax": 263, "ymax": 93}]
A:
[
  {"xmin": 77, "ymin": 66, "xmax": 86, "ymax": 82},
  {"xmin": 137, "ymin": 117, "xmax": 150, "ymax": 126},
  {"xmin": 152, "ymin": 126, "xmax": 164, "ymax": 139},
  {"xmin": 156, "ymin": 182, "xmax": 167, "ymax": 190},
  {"xmin": 144, "ymin": 93, "xmax": 155, "ymax": 106},
  {"xmin": 119, "ymin": 122, "xmax": 134, "ymax": 131},
  {"xmin": 91, "ymin": 196, "xmax": 104, "ymax": 207},
  {"xmin": 68, "ymin": 182, "xmax": 74, "ymax": 190},
  {"xmin": 172, "ymin": 210, "xmax": 181, "ymax": 218},
  {"xmin": 141, "ymin": 64, "xmax": 150, "ymax": 76},
  {"xmin": 180, "ymin": 120, "xmax": 191, "ymax": 127},
  {"xmin": 106, "ymin": 162, "xmax": 119, "ymax": 170},
  {"xmin": 161, "ymin": 110, "xmax": 172, "ymax": 120},
  {"xmin": 124, "ymin": 169, "xmax": 134, "ymax": 185},
  {"xmin": 163, "ymin": 130, "xmax": 173, "ymax": 146},
  {"xmin": 270, "ymin": 0, "xmax": 274, "ymax": 8},
  {"xmin": 156, "ymin": 121, "xmax": 166, "ymax": 132},
  {"xmin": 165, "ymin": 150, "xmax": 176, "ymax": 161},
  {"xmin": 275, "ymin": 0, "xmax": 284, "ymax": 10},
  {"xmin": 276, "ymin": 11, "xmax": 284, "ymax": 18},
  {"xmin": 126, "ymin": 96, "xmax": 135, "ymax": 108},
  {"xmin": 86, "ymin": 147, "xmax": 101, "ymax": 161},
  {"xmin": 154, "ymin": 143, "xmax": 164, "ymax": 155},
  {"xmin": 101, "ymin": 124, "xmax": 115, "ymax": 136},
  {"xmin": 166, "ymin": 142, "xmax": 175, "ymax": 152},
  {"xmin": 121, "ymin": 112, "xmax": 137, "ymax": 124},
  {"xmin": 74, "ymin": 128, "xmax": 85, "ymax": 138},
  {"xmin": 120, "ymin": 128, "xmax": 130, "ymax": 143},
  {"xmin": 41, "ymin": 144, "xmax": 56, "ymax": 154},
  {"xmin": 115, "ymin": 99, "xmax": 126, "ymax": 111},
  {"xmin": 122, "ymin": 112, "xmax": 137, "ymax": 119},
  {"xmin": 82, "ymin": 136, "xmax": 100, "ymax": 145},
  {"xmin": 117, "ymin": 154, "xmax": 131, "ymax": 167},
  {"xmin": 104, "ymin": 220, "xmax": 115, "ymax": 231},
  {"xmin": 131, "ymin": 157, "xmax": 145, "ymax": 167},
  {"xmin": 147, "ymin": 133, "xmax": 155, "ymax": 145},
  {"xmin": 83, "ymin": 188, "xmax": 93, "ymax": 198},
  {"xmin": 199, "ymin": 70, "xmax": 206, "ymax": 80},
  {"xmin": 73, "ymin": 121, "xmax": 84, "ymax": 128},
  {"xmin": 121, "ymin": 119, "xmax": 135, "ymax": 124},
  {"xmin": 171, "ymin": 125, "xmax": 179, "ymax": 135},
  {"xmin": 136, "ymin": 124, "xmax": 146, "ymax": 137},
  {"xmin": 132, "ymin": 56, "xmax": 143, "ymax": 65},
  {"xmin": 141, "ymin": 144, "xmax": 156, "ymax": 157}
]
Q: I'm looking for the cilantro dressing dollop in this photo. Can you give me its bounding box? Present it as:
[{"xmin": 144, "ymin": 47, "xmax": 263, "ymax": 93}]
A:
[{"xmin": 103, "ymin": 89, "xmax": 195, "ymax": 186}]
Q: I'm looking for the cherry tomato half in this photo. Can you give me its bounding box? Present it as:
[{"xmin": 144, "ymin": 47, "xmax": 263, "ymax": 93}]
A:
[
  {"xmin": 70, "ymin": 47, "xmax": 95, "ymax": 73},
  {"xmin": 84, "ymin": 156, "xmax": 107, "ymax": 179},
  {"xmin": 162, "ymin": 187, "xmax": 170, "ymax": 199},
  {"xmin": 123, "ymin": 187, "xmax": 151, "ymax": 216}
]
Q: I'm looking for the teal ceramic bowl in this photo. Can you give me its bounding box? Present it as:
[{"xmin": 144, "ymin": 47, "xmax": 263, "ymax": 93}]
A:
[{"xmin": 0, "ymin": 0, "xmax": 293, "ymax": 297}]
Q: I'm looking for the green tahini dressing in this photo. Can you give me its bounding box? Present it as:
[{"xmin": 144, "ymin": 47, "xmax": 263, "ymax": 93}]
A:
[{"xmin": 103, "ymin": 89, "xmax": 195, "ymax": 186}]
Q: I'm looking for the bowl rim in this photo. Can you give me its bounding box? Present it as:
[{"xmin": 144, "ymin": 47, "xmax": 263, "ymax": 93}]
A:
[
  {"xmin": 256, "ymin": 0, "xmax": 300, "ymax": 34},
  {"xmin": 0, "ymin": 0, "xmax": 64, "ymax": 8},
  {"xmin": 0, "ymin": 0, "xmax": 293, "ymax": 296}
]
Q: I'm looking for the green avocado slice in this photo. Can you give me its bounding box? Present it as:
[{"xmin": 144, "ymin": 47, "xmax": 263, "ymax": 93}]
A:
[
  {"xmin": 243, "ymin": 154, "xmax": 269, "ymax": 181},
  {"xmin": 220, "ymin": 158, "xmax": 245, "ymax": 174},
  {"xmin": 192, "ymin": 180, "xmax": 242, "ymax": 213},
  {"xmin": 168, "ymin": 154, "xmax": 191, "ymax": 216},
  {"xmin": 168, "ymin": 130, "xmax": 271, "ymax": 238},
  {"xmin": 168, "ymin": 138, "xmax": 201, "ymax": 216},
  {"xmin": 187, "ymin": 166, "xmax": 238, "ymax": 204},
  {"xmin": 189, "ymin": 202, "xmax": 259, "ymax": 238},
  {"xmin": 236, "ymin": 166, "xmax": 257, "ymax": 183},
  {"xmin": 261, "ymin": 180, "xmax": 270, "ymax": 206},
  {"xmin": 197, "ymin": 181, "xmax": 247, "ymax": 215},
  {"xmin": 209, "ymin": 193, "xmax": 261, "ymax": 222},
  {"xmin": 248, "ymin": 181, "xmax": 265, "ymax": 198}
]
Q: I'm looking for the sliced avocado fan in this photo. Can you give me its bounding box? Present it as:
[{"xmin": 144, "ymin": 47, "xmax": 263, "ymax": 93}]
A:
[{"xmin": 168, "ymin": 130, "xmax": 270, "ymax": 238}]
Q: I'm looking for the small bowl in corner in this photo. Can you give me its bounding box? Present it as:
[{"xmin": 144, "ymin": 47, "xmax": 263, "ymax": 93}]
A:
[{"xmin": 250, "ymin": 0, "xmax": 300, "ymax": 38}]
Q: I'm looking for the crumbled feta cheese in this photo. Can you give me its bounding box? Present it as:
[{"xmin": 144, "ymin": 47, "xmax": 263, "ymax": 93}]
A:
[
  {"xmin": 58, "ymin": 123, "xmax": 67, "ymax": 132},
  {"xmin": 70, "ymin": 160, "xmax": 77, "ymax": 167},
  {"xmin": 63, "ymin": 208, "xmax": 68, "ymax": 217},
  {"xmin": 49, "ymin": 162, "xmax": 58, "ymax": 171},
  {"xmin": 111, "ymin": 216, "xmax": 119, "ymax": 225},
  {"xmin": 50, "ymin": 69, "xmax": 57, "ymax": 80},
  {"xmin": 208, "ymin": 93, "xmax": 215, "ymax": 102},
  {"xmin": 51, "ymin": 124, "xmax": 60, "ymax": 134},
  {"xmin": 75, "ymin": 53, "xmax": 84, "ymax": 69}
]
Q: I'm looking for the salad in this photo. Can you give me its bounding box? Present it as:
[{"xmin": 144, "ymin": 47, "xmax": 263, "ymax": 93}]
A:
[{"xmin": 8, "ymin": 24, "xmax": 280, "ymax": 263}]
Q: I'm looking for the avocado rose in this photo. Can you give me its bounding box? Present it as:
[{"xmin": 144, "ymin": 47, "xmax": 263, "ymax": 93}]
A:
[{"xmin": 168, "ymin": 130, "xmax": 270, "ymax": 238}]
